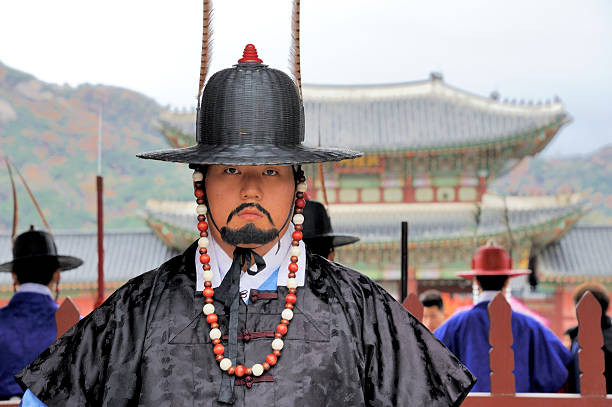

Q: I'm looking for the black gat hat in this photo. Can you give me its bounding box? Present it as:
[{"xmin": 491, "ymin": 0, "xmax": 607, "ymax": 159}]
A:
[
  {"xmin": 302, "ymin": 200, "xmax": 359, "ymax": 249},
  {"xmin": 0, "ymin": 227, "xmax": 83, "ymax": 273},
  {"xmin": 137, "ymin": 45, "xmax": 361, "ymax": 166}
]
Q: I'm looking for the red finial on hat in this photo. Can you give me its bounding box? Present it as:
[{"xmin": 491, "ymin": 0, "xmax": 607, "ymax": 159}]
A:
[{"xmin": 238, "ymin": 44, "xmax": 263, "ymax": 63}]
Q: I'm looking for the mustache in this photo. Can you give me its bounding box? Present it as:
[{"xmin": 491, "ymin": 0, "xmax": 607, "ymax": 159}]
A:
[{"xmin": 226, "ymin": 203, "xmax": 275, "ymax": 225}]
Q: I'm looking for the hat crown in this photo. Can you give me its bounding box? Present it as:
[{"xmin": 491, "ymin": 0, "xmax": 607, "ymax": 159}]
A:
[
  {"xmin": 197, "ymin": 44, "xmax": 304, "ymax": 147},
  {"xmin": 471, "ymin": 245, "xmax": 513, "ymax": 273},
  {"xmin": 13, "ymin": 229, "xmax": 58, "ymax": 260},
  {"xmin": 302, "ymin": 201, "xmax": 333, "ymax": 238}
]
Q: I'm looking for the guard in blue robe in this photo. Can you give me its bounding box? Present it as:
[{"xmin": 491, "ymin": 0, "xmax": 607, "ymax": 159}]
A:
[
  {"xmin": 0, "ymin": 227, "xmax": 83, "ymax": 400},
  {"xmin": 436, "ymin": 300, "xmax": 571, "ymax": 392},
  {"xmin": 435, "ymin": 241, "xmax": 571, "ymax": 393}
]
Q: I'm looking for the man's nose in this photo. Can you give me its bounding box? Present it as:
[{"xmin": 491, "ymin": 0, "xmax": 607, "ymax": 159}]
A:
[{"xmin": 240, "ymin": 174, "xmax": 262, "ymax": 200}]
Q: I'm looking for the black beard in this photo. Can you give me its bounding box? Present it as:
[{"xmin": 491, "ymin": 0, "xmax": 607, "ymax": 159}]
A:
[{"xmin": 220, "ymin": 223, "xmax": 279, "ymax": 246}]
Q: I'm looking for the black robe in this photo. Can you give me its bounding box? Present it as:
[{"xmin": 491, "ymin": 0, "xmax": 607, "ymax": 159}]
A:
[{"xmin": 16, "ymin": 242, "xmax": 475, "ymax": 406}]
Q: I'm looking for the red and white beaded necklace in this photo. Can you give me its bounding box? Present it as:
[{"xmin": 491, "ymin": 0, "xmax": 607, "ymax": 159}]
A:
[{"xmin": 191, "ymin": 167, "xmax": 307, "ymax": 379}]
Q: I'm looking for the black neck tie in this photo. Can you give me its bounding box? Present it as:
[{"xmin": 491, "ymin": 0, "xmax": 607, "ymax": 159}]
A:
[{"xmin": 215, "ymin": 247, "xmax": 265, "ymax": 404}]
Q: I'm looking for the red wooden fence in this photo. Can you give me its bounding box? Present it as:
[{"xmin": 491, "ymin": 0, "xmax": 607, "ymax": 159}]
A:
[{"xmin": 404, "ymin": 291, "xmax": 612, "ymax": 406}]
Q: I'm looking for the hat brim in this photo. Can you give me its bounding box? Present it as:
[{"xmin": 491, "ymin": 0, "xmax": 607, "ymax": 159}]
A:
[
  {"xmin": 137, "ymin": 143, "xmax": 362, "ymax": 165},
  {"xmin": 0, "ymin": 255, "xmax": 84, "ymax": 273},
  {"xmin": 456, "ymin": 268, "xmax": 531, "ymax": 280},
  {"xmin": 304, "ymin": 234, "xmax": 360, "ymax": 249}
]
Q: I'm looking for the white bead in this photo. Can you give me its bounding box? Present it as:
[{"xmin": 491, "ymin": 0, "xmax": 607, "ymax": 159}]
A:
[
  {"xmin": 251, "ymin": 364, "xmax": 264, "ymax": 377},
  {"xmin": 192, "ymin": 171, "xmax": 204, "ymax": 182},
  {"xmin": 286, "ymin": 278, "xmax": 298, "ymax": 289},
  {"xmin": 292, "ymin": 214, "xmax": 304, "ymax": 225},
  {"xmin": 220, "ymin": 358, "xmax": 232, "ymax": 371},
  {"xmin": 271, "ymin": 338, "xmax": 284, "ymax": 350},
  {"xmin": 297, "ymin": 182, "xmax": 307, "ymax": 192},
  {"xmin": 209, "ymin": 328, "xmax": 221, "ymax": 340},
  {"xmin": 290, "ymin": 246, "xmax": 301, "ymax": 257},
  {"xmin": 202, "ymin": 303, "xmax": 215, "ymax": 315},
  {"xmin": 202, "ymin": 270, "xmax": 214, "ymax": 281},
  {"xmin": 196, "ymin": 204, "xmax": 208, "ymax": 215},
  {"xmin": 281, "ymin": 308, "xmax": 294, "ymax": 321},
  {"xmin": 198, "ymin": 237, "xmax": 210, "ymax": 248}
]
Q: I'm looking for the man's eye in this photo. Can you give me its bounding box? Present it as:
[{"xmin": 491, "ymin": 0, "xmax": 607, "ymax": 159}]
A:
[
  {"xmin": 264, "ymin": 169, "xmax": 278, "ymax": 176},
  {"xmin": 224, "ymin": 168, "xmax": 239, "ymax": 175}
]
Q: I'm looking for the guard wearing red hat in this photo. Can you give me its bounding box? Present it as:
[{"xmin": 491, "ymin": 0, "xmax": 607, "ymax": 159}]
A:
[{"xmin": 435, "ymin": 241, "xmax": 571, "ymax": 393}]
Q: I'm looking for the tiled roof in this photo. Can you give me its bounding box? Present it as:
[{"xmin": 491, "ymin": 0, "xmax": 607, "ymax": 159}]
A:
[
  {"xmin": 537, "ymin": 225, "xmax": 612, "ymax": 279},
  {"xmin": 303, "ymin": 78, "xmax": 568, "ymax": 151},
  {"xmin": 144, "ymin": 193, "xmax": 586, "ymax": 245},
  {"xmin": 158, "ymin": 77, "xmax": 569, "ymax": 152},
  {"xmin": 0, "ymin": 230, "xmax": 179, "ymax": 285}
]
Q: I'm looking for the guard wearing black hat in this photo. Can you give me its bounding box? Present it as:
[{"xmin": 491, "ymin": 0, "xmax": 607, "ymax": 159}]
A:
[
  {"xmin": 0, "ymin": 227, "xmax": 82, "ymax": 400},
  {"xmin": 16, "ymin": 35, "xmax": 474, "ymax": 407},
  {"xmin": 302, "ymin": 200, "xmax": 359, "ymax": 260}
]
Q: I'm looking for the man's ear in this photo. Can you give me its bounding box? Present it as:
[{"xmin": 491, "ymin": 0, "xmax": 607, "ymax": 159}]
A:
[{"xmin": 10, "ymin": 271, "xmax": 18, "ymax": 285}]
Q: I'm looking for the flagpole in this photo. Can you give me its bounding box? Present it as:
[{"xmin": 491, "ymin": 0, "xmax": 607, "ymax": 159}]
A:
[{"xmin": 95, "ymin": 107, "xmax": 105, "ymax": 307}]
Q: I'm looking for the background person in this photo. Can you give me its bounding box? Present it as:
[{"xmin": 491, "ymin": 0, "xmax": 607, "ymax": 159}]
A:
[
  {"xmin": 420, "ymin": 289, "xmax": 445, "ymax": 331},
  {"xmin": 435, "ymin": 240, "xmax": 571, "ymax": 393},
  {"xmin": 0, "ymin": 227, "xmax": 82, "ymax": 400}
]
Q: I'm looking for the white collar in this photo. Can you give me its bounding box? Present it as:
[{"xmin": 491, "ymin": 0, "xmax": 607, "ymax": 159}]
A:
[
  {"xmin": 17, "ymin": 283, "xmax": 53, "ymax": 298},
  {"xmin": 476, "ymin": 290, "xmax": 501, "ymax": 304},
  {"xmin": 195, "ymin": 223, "xmax": 306, "ymax": 293}
]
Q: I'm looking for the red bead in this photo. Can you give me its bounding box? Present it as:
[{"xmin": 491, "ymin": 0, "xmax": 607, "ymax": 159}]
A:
[
  {"xmin": 262, "ymin": 362, "xmax": 271, "ymax": 370},
  {"xmin": 294, "ymin": 208, "xmax": 303, "ymax": 214},
  {"xmin": 210, "ymin": 322, "xmax": 219, "ymax": 329},
  {"xmin": 235, "ymin": 365, "xmax": 245, "ymax": 377},
  {"xmin": 228, "ymin": 367, "xmax": 235, "ymax": 375},
  {"xmin": 291, "ymin": 240, "xmax": 299, "ymax": 246},
  {"xmin": 200, "ymin": 231, "xmax": 209, "ymax": 237},
  {"xmin": 215, "ymin": 354, "xmax": 225, "ymax": 362},
  {"xmin": 197, "ymin": 221, "xmax": 208, "ymax": 232},
  {"xmin": 205, "ymin": 298, "xmax": 214, "ymax": 304},
  {"xmin": 196, "ymin": 198, "xmax": 205, "ymax": 204},
  {"xmin": 199, "ymin": 248, "xmax": 207, "ymax": 254},
  {"xmin": 294, "ymin": 225, "xmax": 303, "ymax": 231},
  {"xmin": 197, "ymin": 214, "xmax": 206, "ymax": 221},
  {"xmin": 266, "ymin": 353, "xmax": 277, "ymax": 366},
  {"xmin": 206, "ymin": 313, "xmax": 218, "ymax": 324},
  {"xmin": 296, "ymin": 192, "xmax": 304, "ymax": 199},
  {"xmin": 203, "ymin": 288, "xmax": 214, "ymax": 298},
  {"xmin": 281, "ymin": 319, "xmax": 289, "ymax": 325},
  {"xmin": 212, "ymin": 338, "xmax": 221, "ymax": 345},
  {"xmin": 213, "ymin": 344, "xmax": 224, "ymax": 355},
  {"xmin": 292, "ymin": 231, "xmax": 302, "ymax": 241},
  {"xmin": 285, "ymin": 293, "xmax": 297, "ymax": 304},
  {"xmin": 275, "ymin": 332, "xmax": 283, "ymax": 338},
  {"xmin": 245, "ymin": 368, "xmax": 252, "ymax": 376},
  {"xmin": 288, "ymin": 288, "xmax": 297, "ymax": 294},
  {"xmin": 288, "ymin": 262, "xmax": 298, "ymax": 272},
  {"xmin": 204, "ymin": 281, "xmax": 212, "ymax": 288},
  {"xmin": 290, "ymin": 256, "xmax": 298, "ymax": 262},
  {"xmin": 203, "ymin": 264, "xmax": 211, "ymax": 270},
  {"xmin": 295, "ymin": 198, "xmax": 306, "ymax": 208},
  {"xmin": 273, "ymin": 350, "xmax": 281, "ymax": 357},
  {"xmin": 285, "ymin": 304, "xmax": 294, "ymax": 309},
  {"xmin": 200, "ymin": 253, "xmax": 210, "ymax": 264},
  {"xmin": 194, "ymin": 189, "xmax": 205, "ymax": 198},
  {"xmin": 276, "ymin": 324, "xmax": 288, "ymax": 335}
]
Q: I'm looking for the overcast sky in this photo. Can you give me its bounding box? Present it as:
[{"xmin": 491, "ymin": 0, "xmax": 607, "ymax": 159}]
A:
[{"xmin": 1, "ymin": 0, "xmax": 610, "ymax": 156}]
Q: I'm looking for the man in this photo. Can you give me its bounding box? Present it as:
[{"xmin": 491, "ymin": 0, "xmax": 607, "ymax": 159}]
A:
[
  {"xmin": 566, "ymin": 282, "xmax": 612, "ymax": 393},
  {"xmin": 435, "ymin": 240, "xmax": 570, "ymax": 393},
  {"xmin": 0, "ymin": 227, "xmax": 82, "ymax": 400},
  {"xmin": 17, "ymin": 45, "xmax": 475, "ymax": 406},
  {"xmin": 420, "ymin": 289, "xmax": 445, "ymax": 331},
  {"xmin": 302, "ymin": 200, "xmax": 359, "ymax": 261}
]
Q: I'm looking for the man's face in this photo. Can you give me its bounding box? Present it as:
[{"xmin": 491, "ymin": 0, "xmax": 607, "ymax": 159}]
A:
[
  {"xmin": 422, "ymin": 306, "xmax": 445, "ymax": 332},
  {"xmin": 205, "ymin": 165, "xmax": 295, "ymax": 250}
]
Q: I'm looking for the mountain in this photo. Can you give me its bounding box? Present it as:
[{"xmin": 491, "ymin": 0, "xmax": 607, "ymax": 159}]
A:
[
  {"xmin": 0, "ymin": 61, "xmax": 610, "ymax": 232},
  {"xmin": 0, "ymin": 61, "xmax": 192, "ymax": 232},
  {"xmin": 491, "ymin": 145, "xmax": 612, "ymax": 224}
]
